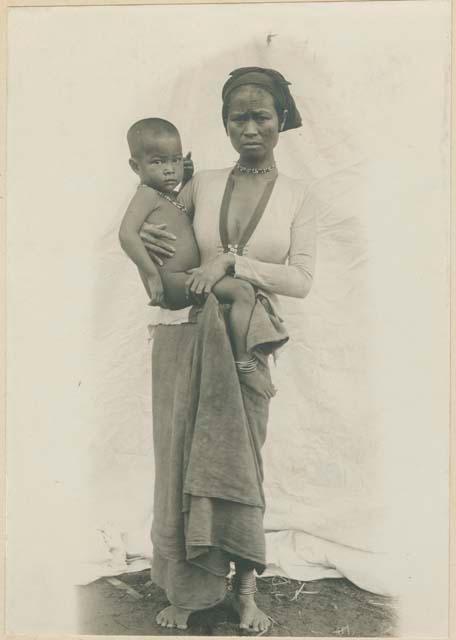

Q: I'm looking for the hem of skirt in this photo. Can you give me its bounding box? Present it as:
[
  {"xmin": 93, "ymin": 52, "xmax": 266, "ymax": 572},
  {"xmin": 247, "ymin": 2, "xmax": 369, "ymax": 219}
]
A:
[
  {"xmin": 182, "ymin": 489, "xmax": 264, "ymax": 509},
  {"xmin": 152, "ymin": 542, "xmax": 266, "ymax": 576},
  {"xmin": 149, "ymin": 570, "xmax": 228, "ymax": 612},
  {"xmin": 151, "ymin": 545, "xmax": 229, "ymax": 578},
  {"xmin": 186, "ymin": 542, "xmax": 266, "ymax": 573}
]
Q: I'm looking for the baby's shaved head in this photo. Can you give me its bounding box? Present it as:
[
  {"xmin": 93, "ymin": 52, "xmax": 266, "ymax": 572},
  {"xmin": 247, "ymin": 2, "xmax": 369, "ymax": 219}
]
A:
[{"xmin": 127, "ymin": 118, "xmax": 180, "ymax": 158}]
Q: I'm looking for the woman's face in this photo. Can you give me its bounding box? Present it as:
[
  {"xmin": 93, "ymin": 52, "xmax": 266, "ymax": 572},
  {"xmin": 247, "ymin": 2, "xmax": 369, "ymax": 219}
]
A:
[{"xmin": 226, "ymin": 85, "xmax": 280, "ymax": 165}]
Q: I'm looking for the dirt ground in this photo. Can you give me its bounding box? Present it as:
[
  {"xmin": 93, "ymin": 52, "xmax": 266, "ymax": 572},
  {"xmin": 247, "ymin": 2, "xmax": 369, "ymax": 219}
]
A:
[{"xmin": 78, "ymin": 570, "xmax": 398, "ymax": 636}]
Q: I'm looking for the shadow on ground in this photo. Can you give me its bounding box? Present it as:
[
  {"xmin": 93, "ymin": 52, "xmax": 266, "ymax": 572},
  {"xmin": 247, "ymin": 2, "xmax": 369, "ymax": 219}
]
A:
[{"xmin": 78, "ymin": 569, "xmax": 398, "ymax": 636}]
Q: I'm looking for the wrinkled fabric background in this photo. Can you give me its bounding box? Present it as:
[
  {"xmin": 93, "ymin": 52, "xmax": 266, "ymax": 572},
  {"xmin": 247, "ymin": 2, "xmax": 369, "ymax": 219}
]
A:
[{"xmin": 7, "ymin": 2, "xmax": 450, "ymax": 635}]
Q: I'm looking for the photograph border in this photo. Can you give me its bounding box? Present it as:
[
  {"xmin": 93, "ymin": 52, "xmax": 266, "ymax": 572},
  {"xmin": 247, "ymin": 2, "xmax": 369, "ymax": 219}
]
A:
[{"xmin": 0, "ymin": 0, "xmax": 453, "ymax": 638}]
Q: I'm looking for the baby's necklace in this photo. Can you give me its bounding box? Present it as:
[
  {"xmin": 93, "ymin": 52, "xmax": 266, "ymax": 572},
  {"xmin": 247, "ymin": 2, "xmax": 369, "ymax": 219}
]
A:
[{"xmin": 157, "ymin": 190, "xmax": 188, "ymax": 215}]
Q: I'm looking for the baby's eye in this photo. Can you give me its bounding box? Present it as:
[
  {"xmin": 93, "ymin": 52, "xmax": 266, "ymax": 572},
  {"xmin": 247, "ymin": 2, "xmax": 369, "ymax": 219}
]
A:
[{"xmin": 149, "ymin": 159, "xmax": 161, "ymax": 165}]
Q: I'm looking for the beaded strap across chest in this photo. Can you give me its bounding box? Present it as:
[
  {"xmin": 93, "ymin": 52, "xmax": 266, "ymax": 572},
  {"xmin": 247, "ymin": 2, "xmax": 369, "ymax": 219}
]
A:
[{"xmin": 218, "ymin": 170, "xmax": 277, "ymax": 256}]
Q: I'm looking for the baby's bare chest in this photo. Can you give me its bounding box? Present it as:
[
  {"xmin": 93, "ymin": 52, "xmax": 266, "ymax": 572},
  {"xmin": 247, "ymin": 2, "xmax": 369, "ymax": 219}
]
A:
[
  {"xmin": 146, "ymin": 200, "xmax": 192, "ymax": 235},
  {"xmin": 146, "ymin": 199, "xmax": 199, "ymax": 271}
]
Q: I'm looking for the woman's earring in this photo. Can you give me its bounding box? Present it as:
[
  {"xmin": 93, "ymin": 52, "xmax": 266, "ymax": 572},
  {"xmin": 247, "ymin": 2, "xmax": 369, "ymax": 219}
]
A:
[{"xmin": 280, "ymin": 110, "xmax": 288, "ymax": 132}]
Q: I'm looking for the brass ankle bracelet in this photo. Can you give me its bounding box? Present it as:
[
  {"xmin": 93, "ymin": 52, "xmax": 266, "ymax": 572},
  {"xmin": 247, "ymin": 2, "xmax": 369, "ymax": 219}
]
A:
[
  {"xmin": 235, "ymin": 358, "xmax": 258, "ymax": 374},
  {"xmin": 233, "ymin": 571, "xmax": 257, "ymax": 595}
]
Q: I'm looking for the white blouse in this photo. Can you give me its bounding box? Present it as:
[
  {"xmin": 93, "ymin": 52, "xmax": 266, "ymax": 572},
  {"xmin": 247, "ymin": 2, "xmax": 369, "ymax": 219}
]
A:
[{"xmin": 155, "ymin": 168, "xmax": 318, "ymax": 325}]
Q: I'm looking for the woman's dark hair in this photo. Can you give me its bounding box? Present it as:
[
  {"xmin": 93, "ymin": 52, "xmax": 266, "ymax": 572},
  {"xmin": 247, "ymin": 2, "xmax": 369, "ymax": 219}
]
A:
[{"xmin": 221, "ymin": 67, "xmax": 302, "ymax": 132}]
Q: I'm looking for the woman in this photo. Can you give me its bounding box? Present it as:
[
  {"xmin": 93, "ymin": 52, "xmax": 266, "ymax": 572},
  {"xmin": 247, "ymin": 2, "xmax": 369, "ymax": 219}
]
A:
[{"xmin": 140, "ymin": 67, "xmax": 317, "ymax": 632}]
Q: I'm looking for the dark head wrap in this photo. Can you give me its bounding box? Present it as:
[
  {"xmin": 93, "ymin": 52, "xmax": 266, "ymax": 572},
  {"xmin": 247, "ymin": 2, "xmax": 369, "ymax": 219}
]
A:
[{"xmin": 222, "ymin": 67, "xmax": 302, "ymax": 133}]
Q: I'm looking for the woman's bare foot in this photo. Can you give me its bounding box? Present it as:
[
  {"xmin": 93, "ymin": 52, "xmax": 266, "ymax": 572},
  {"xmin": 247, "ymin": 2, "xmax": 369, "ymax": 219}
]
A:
[
  {"xmin": 156, "ymin": 605, "xmax": 191, "ymax": 630},
  {"xmin": 232, "ymin": 593, "xmax": 271, "ymax": 633},
  {"xmin": 238, "ymin": 368, "xmax": 276, "ymax": 399}
]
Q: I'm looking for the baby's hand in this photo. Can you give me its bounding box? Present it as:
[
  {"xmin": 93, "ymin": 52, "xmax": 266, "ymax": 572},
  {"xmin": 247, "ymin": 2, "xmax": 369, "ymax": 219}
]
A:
[
  {"xmin": 147, "ymin": 274, "xmax": 166, "ymax": 307},
  {"xmin": 182, "ymin": 151, "xmax": 194, "ymax": 186}
]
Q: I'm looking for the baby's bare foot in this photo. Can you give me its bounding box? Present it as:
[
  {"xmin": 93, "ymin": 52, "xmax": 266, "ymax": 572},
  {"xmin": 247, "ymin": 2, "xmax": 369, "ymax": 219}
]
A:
[
  {"xmin": 232, "ymin": 593, "xmax": 271, "ymax": 633},
  {"xmin": 156, "ymin": 605, "xmax": 190, "ymax": 630}
]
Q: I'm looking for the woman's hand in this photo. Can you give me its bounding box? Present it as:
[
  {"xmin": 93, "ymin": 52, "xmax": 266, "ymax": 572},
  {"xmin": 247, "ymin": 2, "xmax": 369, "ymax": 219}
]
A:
[
  {"xmin": 185, "ymin": 254, "xmax": 233, "ymax": 304},
  {"xmin": 182, "ymin": 151, "xmax": 194, "ymax": 186},
  {"xmin": 139, "ymin": 222, "xmax": 176, "ymax": 266}
]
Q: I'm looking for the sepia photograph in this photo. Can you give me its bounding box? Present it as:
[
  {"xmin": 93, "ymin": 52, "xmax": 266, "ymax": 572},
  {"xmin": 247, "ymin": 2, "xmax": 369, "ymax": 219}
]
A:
[{"xmin": 4, "ymin": 0, "xmax": 452, "ymax": 637}]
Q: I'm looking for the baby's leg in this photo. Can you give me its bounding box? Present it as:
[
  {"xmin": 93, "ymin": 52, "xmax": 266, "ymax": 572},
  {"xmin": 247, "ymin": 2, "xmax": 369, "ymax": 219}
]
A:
[
  {"xmin": 212, "ymin": 277, "xmax": 256, "ymax": 362},
  {"xmin": 161, "ymin": 272, "xmax": 255, "ymax": 354},
  {"xmin": 161, "ymin": 272, "xmax": 255, "ymax": 321},
  {"xmin": 160, "ymin": 271, "xmax": 191, "ymax": 310},
  {"xmin": 213, "ymin": 278, "xmax": 275, "ymax": 399}
]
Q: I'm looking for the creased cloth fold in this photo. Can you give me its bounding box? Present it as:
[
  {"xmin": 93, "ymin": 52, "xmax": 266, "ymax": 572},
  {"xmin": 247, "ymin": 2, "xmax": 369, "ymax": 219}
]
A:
[{"xmin": 183, "ymin": 293, "xmax": 288, "ymax": 509}]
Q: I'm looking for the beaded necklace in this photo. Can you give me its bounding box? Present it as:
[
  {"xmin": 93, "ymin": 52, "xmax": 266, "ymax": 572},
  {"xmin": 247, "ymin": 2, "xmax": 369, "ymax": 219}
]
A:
[
  {"xmin": 156, "ymin": 190, "xmax": 188, "ymax": 215},
  {"xmin": 235, "ymin": 162, "xmax": 276, "ymax": 175}
]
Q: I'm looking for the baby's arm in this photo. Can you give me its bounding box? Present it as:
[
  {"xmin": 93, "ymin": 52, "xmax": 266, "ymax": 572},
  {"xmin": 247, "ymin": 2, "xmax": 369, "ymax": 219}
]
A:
[{"xmin": 119, "ymin": 186, "xmax": 165, "ymax": 305}]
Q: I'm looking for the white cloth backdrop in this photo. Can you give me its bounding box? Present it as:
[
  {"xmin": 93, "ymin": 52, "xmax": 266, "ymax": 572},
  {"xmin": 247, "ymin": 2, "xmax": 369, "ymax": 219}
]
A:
[{"xmin": 6, "ymin": 2, "xmax": 450, "ymax": 635}]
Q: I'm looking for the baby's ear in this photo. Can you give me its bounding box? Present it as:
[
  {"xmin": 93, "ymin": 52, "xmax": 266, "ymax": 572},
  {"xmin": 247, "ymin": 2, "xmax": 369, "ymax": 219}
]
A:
[{"xmin": 129, "ymin": 158, "xmax": 139, "ymax": 174}]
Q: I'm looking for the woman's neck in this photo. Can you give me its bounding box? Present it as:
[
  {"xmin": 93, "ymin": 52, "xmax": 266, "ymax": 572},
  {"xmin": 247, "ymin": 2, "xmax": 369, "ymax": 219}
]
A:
[{"xmin": 237, "ymin": 153, "xmax": 275, "ymax": 170}]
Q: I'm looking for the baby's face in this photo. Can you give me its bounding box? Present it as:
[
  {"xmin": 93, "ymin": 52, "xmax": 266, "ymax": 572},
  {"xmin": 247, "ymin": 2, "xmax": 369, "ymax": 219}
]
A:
[{"xmin": 134, "ymin": 133, "xmax": 184, "ymax": 192}]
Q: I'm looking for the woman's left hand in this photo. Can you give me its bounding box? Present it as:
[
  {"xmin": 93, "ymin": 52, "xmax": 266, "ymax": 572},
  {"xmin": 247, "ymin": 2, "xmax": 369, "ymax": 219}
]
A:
[
  {"xmin": 185, "ymin": 254, "xmax": 231, "ymax": 303},
  {"xmin": 182, "ymin": 151, "xmax": 194, "ymax": 186}
]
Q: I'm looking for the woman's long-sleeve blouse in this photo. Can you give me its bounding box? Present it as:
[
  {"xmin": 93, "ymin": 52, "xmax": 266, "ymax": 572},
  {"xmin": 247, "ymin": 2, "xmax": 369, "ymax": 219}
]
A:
[{"xmin": 154, "ymin": 168, "xmax": 318, "ymax": 325}]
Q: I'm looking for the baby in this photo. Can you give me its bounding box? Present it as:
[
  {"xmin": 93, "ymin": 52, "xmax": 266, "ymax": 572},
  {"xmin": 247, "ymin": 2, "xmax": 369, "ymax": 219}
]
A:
[{"xmin": 118, "ymin": 117, "xmax": 260, "ymax": 376}]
